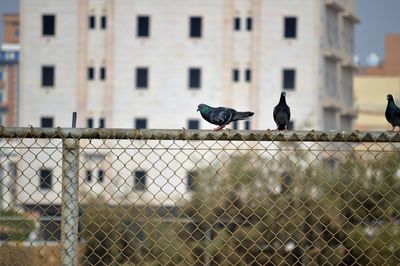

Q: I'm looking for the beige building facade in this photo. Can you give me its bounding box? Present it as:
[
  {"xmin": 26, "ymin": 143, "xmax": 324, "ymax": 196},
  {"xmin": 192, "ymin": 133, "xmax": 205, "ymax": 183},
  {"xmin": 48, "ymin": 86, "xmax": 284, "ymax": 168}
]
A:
[{"xmin": 354, "ymin": 34, "xmax": 400, "ymax": 131}]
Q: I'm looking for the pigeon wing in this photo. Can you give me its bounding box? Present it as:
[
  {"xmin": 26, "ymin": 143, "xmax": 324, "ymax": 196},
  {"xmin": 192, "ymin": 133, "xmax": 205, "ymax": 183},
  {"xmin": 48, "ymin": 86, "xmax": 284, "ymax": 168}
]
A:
[
  {"xmin": 211, "ymin": 107, "xmax": 234, "ymax": 125},
  {"xmin": 395, "ymin": 105, "xmax": 400, "ymax": 117},
  {"xmin": 273, "ymin": 106, "xmax": 278, "ymax": 123}
]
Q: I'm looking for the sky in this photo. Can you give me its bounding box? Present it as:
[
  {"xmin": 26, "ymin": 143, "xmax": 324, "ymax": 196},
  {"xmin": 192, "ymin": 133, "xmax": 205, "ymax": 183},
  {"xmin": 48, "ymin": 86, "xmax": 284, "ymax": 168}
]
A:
[
  {"xmin": 0, "ymin": 0, "xmax": 399, "ymax": 65},
  {"xmin": 355, "ymin": 0, "xmax": 400, "ymax": 65}
]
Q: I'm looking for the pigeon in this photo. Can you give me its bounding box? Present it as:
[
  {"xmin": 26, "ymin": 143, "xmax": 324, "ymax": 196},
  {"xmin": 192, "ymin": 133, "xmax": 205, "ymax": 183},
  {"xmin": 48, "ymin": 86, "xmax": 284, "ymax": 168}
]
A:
[
  {"xmin": 197, "ymin": 104, "xmax": 254, "ymax": 131},
  {"xmin": 385, "ymin": 94, "xmax": 400, "ymax": 131},
  {"xmin": 273, "ymin": 92, "xmax": 291, "ymax": 130}
]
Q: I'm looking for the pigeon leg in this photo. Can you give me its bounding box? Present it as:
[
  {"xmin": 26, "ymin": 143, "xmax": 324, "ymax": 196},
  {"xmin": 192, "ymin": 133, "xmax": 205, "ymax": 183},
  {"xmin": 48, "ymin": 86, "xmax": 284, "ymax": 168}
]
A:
[
  {"xmin": 213, "ymin": 125, "xmax": 225, "ymax": 131},
  {"xmin": 388, "ymin": 126, "xmax": 396, "ymax": 132}
]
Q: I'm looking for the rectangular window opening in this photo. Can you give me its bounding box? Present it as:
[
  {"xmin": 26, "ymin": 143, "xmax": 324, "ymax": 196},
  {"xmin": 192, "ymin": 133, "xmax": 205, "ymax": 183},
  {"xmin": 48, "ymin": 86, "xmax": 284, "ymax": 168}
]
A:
[
  {"xmin": 189, "ymin": 68, "xmax": 201, "ymax": 89},
  {"xmin": 189, "ymin": 16, "xmax": 202, "ymax": 38},
  {"xmin": 42, "ymin": 15, "xmax": 55, "ymax": 36},
  {"xmin": 137, "ymin": 16, "xmax": 150, "ymax": 37}
]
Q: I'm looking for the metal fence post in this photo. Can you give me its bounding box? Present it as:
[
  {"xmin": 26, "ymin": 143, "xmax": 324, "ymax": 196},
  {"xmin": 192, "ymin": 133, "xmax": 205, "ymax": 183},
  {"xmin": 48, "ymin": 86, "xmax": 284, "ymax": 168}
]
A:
[
  {"xmin": 61, "ymin": 138, "xmax": 79, "ymax": 266},
  {"xmin": 61, "ymin": 113, "xmax": 79, "ymax": 266}
]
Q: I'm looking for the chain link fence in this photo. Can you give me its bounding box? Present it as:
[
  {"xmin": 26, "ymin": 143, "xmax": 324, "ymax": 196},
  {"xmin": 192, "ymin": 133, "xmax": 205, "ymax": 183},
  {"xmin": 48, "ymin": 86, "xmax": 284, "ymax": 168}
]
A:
[{"xmin": 0, "ymin": 128, "xmax": 400, "ymax": 265}]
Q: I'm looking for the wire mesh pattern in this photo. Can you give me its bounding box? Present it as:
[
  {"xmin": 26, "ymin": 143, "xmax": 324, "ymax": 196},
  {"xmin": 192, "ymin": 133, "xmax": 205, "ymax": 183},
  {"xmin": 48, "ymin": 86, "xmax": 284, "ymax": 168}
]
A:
[{"xmin": 0, "ymin": 128, "xmax": 400, "ymax": 265}]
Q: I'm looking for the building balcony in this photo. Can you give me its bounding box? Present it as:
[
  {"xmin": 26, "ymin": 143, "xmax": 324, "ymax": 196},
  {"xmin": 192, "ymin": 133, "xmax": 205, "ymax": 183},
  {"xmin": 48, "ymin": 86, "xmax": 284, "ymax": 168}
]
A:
[
  {"xmin": 340, "ymin": 106, "xmax": 357, "ymax": 118},
  {"xmin": 343, "ymin": 12, "xmax": 360, "ymax": 24},
  {"xmin": 322, "ymin": 98, "xmax": 356, "ymax": 118},
  {"xmin": 322, "ymin": 98, "xmax": 341, "ymax": 110},
  {"xmin": 325, "ymin": 0, "xmax": 345, "ymax": 13},
  {"xmin": 324, "ymin": 49, "xmax": 343, "ymax": 62},
  {"xmin": 341, "ymin": 59, "xmax": 358, "ymax": 71}
]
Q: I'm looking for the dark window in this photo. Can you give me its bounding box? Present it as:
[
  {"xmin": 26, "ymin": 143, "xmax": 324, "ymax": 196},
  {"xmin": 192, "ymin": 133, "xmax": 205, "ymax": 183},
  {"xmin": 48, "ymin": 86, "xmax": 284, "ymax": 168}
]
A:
[
  {"xmin": 39, "ymin": 169, "xmax": 52, "ymax": 189},
  {"xmin": 98, "ymin": 169, "xmax": 104, "ymax": 183},
  {"xmin": 245, "ymin": 69, "xmax": 251, "ymax": 82},
  {"xmin": 187, "ymin": 171, "xmax": 197, "ymax": 191},
  {"xmin": 283, "ymin": 69, "xmax": 296, "ymax": 90},
  {"xmin": 87, "ymin": 67, "xmax": 95, "ymax": 80},
  {"xmin": 245, "ymin": 120, "xmax": 251, "ymax": 130},
  {"xmin": 135, "ymin": 118, "xmax": 147, "ymax": 129},
  {"xmin": 99, "ymin": 118, "xmax": 105, "ymax": 128},
  {"xmin": 41, "ymin": 117, "xmax": 53, "ymax": 128},
  {"xmin": 100, "ymin": 67, "xmax": 106, "ymax": 80},
  {"xmin": 42, "ymin": 66, "xmax": 55, "ymax": 87},
  {"xmin": 89, "ymin": 16, "xmax": 96, "ymax": 29},
  {"xmin": 232, "ymin": 121, "xmax": 238, "ymax": 130},
  {"xmin": 288, "ymin": 121, "xmax": 294, "ymax": 130},
  {"xmin": 0, "ymin": 71, "xmax": 3, "ymax": 80},
  {"xmin": 86, "ymin": 170, "xmax": 92, "ymax": 182},
  {"xmin": 101, "ymin": 16, "xmax": 107, "ymax": 29},
  {"xmin": 233, "ymin": 69, "xmax": 240, "ymax": 82},
  {"xmin": 136, "ymin": 67, "xmax": 148, "ymax": 89},
  {"xmin": 246, "ymin": 17, "xmax": 253, "ymax": 31},
  {"xmin": 189, "ymin": 16, "xmax": 202, "ymax": 38},
  {"xmin": 284, "ymin": 17, "xmax": 297, "ymax": 38},
  {"xmin": 189, "ymin": 68, "xmax": 201, "ymax": 89},
  {"xmin": 42, "ymin": 15, "xmax": 55, "ymax": 36},
  {"xmin": 188, "ymin": 119, "xmax": 199, "ymax": 129},
  {"xmin": 137, "ymin": 16, "xmax": 150, "ymax": 37},
  {"xmin": 234, "ymin": 17, "xmax": 240, "ymax": 31},
  {"xmin": 87, "ymin": 118, "xmax": 94, "ymax": 128},
  {"xmin": 134, "ymin": 170, "xmax": 146, "ymax": 190}
]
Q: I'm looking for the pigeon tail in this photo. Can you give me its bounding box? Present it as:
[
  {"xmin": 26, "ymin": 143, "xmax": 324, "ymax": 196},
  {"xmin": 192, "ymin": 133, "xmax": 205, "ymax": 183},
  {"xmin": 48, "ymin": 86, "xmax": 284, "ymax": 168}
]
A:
[{"xmin": 232, "ymin": 111, "xmax": 254, "ymax": 121}]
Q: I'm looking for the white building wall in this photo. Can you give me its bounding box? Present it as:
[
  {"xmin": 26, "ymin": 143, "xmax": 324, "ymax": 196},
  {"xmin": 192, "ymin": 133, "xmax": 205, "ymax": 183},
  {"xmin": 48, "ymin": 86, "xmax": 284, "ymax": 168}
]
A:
[
  {"xmin": 20, "ymin": 0, "xmax": 79, "ymax": 128},
  {"xmin": 258, "ymin": 0, "xmax": 320, "ymax": 130},
  {"xmin": 112, "ymin": 0, "xmax": 227, "ymax": 130},
  {"xmin": 18, "ymin": 0, "xmax": 358, "ymax": 208}
]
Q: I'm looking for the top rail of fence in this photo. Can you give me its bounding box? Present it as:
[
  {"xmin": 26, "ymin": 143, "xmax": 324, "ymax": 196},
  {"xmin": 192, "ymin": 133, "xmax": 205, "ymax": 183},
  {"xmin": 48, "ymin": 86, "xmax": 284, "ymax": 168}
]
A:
[{"xmin": 0, "ymin": 127, "xmax": 400, "ymax": 142}]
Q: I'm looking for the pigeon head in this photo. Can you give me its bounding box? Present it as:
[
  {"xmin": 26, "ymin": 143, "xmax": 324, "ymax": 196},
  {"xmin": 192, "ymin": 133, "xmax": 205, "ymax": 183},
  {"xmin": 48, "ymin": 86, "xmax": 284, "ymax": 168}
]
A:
[
  {"xmin": 387, "ymin": 94, "xmax": 394, "ymax": 101},
  {"xmin": 279, "ymin": 91, "xmax": 287, "ymax": 104},
  {"xmin": 197, "ymin": 104, "xmax": 210, "ymax": 114}
]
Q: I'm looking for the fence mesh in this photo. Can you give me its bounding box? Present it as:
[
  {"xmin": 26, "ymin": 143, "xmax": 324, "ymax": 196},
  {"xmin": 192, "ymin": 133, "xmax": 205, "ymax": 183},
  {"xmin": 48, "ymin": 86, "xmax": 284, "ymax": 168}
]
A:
[{"xmin": 0, "ymin": 128, "xmax": 399, "ymax": 265}]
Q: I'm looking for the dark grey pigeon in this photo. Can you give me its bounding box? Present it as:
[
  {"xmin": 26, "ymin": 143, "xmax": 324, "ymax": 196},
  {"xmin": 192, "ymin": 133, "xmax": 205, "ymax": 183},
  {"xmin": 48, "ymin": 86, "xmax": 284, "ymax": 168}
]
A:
[
  {"xmin": 197, "ymin": 104, "xmax": 254, "ymax": 131},
  {"xmin": 385, "ymin": 94, "xmax": 400, "ymax": 131},
  {"xmin": 273, "ymin": 92, "xmax": 291, "ymax": 130}
]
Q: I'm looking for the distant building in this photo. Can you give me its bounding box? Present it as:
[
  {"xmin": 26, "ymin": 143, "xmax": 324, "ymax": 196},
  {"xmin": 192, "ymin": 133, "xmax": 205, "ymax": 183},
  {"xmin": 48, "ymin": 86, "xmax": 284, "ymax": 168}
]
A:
[
  {"xmin": 354, "ymin": 34, "xmax": 400, "ymax": 131},
  {"xmin": 0, "ymin": 14, "xmax": 19, "ymax": 126},
  {"xmin": 17, "ymin": 0, "xmax": 358, "ymax": 240},
  {"xmin": 0, "ymin": 14, "xmax": 20, "ymax": 212},
  {"xmin": 20, "ymin": 0, "xmax": 358, "ymax": 131}
]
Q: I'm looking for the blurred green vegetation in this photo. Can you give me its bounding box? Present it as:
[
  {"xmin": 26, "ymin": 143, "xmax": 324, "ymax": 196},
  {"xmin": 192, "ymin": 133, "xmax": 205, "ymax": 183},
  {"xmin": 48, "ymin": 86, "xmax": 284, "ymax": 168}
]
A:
[
  {"xmin": 0, "ymin": 209, "xmax": 36, "ymax": 241},
  {"xmin": 80, "ymin": 146, "xmax": 400, "ymax": 265}
]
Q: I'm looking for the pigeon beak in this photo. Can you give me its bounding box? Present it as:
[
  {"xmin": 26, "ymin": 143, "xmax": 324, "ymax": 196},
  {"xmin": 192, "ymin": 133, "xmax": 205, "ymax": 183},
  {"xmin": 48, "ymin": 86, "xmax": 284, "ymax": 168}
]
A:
[{"xmin": 197, "ymin": 108, "xmax": 199, "ymax": 112}]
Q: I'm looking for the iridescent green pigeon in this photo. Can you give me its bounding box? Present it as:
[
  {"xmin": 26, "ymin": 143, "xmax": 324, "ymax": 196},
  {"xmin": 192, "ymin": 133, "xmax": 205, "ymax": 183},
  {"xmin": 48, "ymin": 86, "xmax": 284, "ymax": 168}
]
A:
[{"xmin": 197, "ymin": 104, "xmax": 254, "ymax": 131}]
